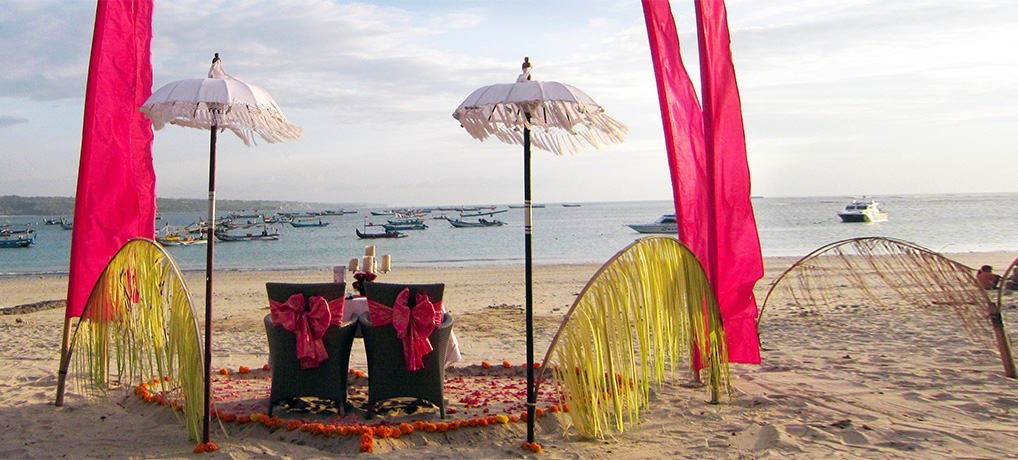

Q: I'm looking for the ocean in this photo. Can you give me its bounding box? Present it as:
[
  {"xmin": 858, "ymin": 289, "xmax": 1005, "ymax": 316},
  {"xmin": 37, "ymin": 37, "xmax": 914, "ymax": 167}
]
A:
[{"xmin": 2, "ymin": 193, "xmax": 1017, "ymax": 275}]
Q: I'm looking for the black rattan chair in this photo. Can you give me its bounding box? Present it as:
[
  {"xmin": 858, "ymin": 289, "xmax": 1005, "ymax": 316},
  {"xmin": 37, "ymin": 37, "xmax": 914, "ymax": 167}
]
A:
[
  {"xmin": 264, "ymin": 282, "xmax": 356, "ymax": 416},
  {"xmin": 358, "ymin": 282, "xmax": 452, "ymax": 418}
]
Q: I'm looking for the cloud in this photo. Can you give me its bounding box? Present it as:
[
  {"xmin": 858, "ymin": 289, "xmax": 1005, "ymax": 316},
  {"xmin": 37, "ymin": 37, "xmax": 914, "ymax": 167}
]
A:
[{"xmin": 0, "ymin": 116, "xmax": 28, "ymax": 127}]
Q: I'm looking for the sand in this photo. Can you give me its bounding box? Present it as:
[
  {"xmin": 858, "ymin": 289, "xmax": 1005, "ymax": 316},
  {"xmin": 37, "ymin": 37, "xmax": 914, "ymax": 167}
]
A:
[{"xmin": 1, "ymin": 251, "xmax": 1016, "ymax": 458}]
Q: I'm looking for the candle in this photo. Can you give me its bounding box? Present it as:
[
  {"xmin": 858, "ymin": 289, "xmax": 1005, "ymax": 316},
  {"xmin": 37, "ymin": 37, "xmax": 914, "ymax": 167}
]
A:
[
  {"xmin": 362, "ymin": 255, "xmax": 375, "ymax": 273},
  {"xmin": 333, "ymin": 265, "xmax": 345, "ymax": 283},
  {"xmin": 364, "ymin": 245, "xmax": 376, "ymax": 257},
  {"xmin": 381, "ymin": 254, "xmax": 391, "ymax": 273},
  {"xmin": 348, "ymin": 258, "xmax": 359, "ymax": 272}
]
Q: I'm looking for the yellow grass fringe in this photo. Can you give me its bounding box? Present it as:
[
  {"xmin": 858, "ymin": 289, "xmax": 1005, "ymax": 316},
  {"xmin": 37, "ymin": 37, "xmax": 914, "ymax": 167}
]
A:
[
  {"xmin": 68, "ymin": 238, "xmax": 203, "ymax": 440},
  {"xmin": 540, "ymin": 236, "xmax": 731, "ymax": 439}
]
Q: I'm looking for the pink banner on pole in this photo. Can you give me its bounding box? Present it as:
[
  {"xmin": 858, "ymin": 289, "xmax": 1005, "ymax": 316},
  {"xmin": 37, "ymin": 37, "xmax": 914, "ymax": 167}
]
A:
[
  {"xmin": 66, "ymin": 0, "xmax": 156, "ymax": 318},
  {"xmin": 642, "ymin": 0, "xmax": 763, "ymax": 363}
]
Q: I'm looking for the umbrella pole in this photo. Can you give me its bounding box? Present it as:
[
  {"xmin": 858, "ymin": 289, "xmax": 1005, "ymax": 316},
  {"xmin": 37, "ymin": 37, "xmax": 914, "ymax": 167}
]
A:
[
  {"xmin": 523, "ymin": 126, "xmax": 536, "ymax": 444},
  {"xmin": 202, "ymin": 124, "xmax": 218, "ymax": 444}
]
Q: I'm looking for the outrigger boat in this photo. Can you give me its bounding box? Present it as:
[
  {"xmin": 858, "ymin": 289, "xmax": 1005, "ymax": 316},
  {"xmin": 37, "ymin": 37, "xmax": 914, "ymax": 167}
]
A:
[
  {"xmin": 0, "ymin": 224, "xmax": 35, "ymax": 248},
  {"xmin": 290, "ymin": 219, "xmax": 330, "ymax": 228},
  {"xmin": 382, "ymin": 222, "xmax": 428, "ymax": 231},
  {"xmin": 508, "ymin": 204, "xmax": 545, "ymax": 209},
  {"xmin": 460, "ymin": 209, "xmax": 507, "ymax": 218},
  {"xmin": 216, "ymin": 225, "xmax": 280, "ymax": 241},
  {"xmin": 356, "ymin": 228, "xmax": 407, "ymax": 239},
  {"xmin": 448, "ymin": 218, "xmax": 505, "ymax": 228},
  {"xmin": 156, "ymin": 225, "xmax": 207, "ymax": 246}
]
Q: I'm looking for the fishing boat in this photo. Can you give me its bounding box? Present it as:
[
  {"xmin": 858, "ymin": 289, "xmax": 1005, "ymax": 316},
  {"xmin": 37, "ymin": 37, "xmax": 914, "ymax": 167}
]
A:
[
  {"xmin": 627, "ymin": 214, "xmax": 677, "ymax": 234},
  {"xmin": 508, "ymin": 204, "xmax": 545, "ymax": 209},
  {"xmin": 60, "ymin": 221, "xmax": 73, "ymax": 230},
  {"xmin": 0, "ymin": 234, "xmax": 34, "ymax": 248},
  {"xmin": 290, "ymin": 219, "xmax": 330, "ymax": 228},
  {"xmin": 320, "ymin": 209, "xmax": 358, "ymax": 216},
  {"xmin": 216, "ymin": 226, "xmax": 280, "ymax": 241},
  {"xmin": 156, "ymin": 226, "xmax": 207, "ymax": 246},
  {"xmin": 382, "ymin": 221, "xmax": 428, "ymax": 231},
  {"xmin": 837, "ymin": 199, "xmax": 888, "ymax": 223},
  {"xmin": 460, "ymin": 209, "xmax": 508, "ymax": 218},
  {"xmin": 0, "ymin": 225, "xmax": 35, "ymax": 248},
  {"xmin": 561, "ymin": 203, "xmax": 582, "ymax": 207},
  {"xmin": 355, "ymin": 228, "xmax": 407, "ymax": 239},
  {"xmin": 44, "ymin": 218, "xmax": 63, "ymax": 225},
  {"xmin": 448, "ymin": 218, "xmax": 505, "ymax": 228},
  {"xmin": 370, "ymin": 210, "xmax": 395, "ymax": 216}
]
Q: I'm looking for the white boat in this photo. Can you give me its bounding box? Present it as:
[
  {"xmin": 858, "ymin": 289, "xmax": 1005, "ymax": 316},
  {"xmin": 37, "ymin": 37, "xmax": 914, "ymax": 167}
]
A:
[
  {"xmin": 627, "ymin": 214, "xmax": 677, "ymax": 234},
  {"xmin": 837, "ymin": 199, "xmax": 888, "ymax": 223}
]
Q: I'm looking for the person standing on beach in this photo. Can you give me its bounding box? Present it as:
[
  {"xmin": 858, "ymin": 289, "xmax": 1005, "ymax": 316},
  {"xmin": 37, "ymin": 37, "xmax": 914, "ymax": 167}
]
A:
[{"xmin": 976, "ymin": 265, "xmax": 1001, "ymax": 290}]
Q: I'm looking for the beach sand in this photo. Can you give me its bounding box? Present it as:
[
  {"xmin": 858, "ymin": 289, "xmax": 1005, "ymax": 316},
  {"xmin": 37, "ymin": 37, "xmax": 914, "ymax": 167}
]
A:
[{"xmin": 1, "ymin": 252, "xmax": 1016, "ymax": 458}]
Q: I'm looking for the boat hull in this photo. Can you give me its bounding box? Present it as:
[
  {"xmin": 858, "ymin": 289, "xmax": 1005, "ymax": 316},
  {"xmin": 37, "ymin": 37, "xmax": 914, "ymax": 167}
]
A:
[
  {"xmin": 626, "ymin": 224, "xmax": 677, "ymax": 234},
  {"xmin": 0, "ymin": 238, "xmax": 33, "ymax": 248},
  {"xmin": 837, "ymin": 212, "xmax": 887, "ymax": 223}
]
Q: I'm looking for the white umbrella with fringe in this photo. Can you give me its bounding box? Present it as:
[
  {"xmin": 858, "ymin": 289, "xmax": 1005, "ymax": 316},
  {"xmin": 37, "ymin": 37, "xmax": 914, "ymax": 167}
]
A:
[
  {"xmin": 452, "ymin": 57, "xmax": 626, "ymax": 445},
  {"xmin": 140, "ymin": 53, "xmax": 301, "ymax": 447}
]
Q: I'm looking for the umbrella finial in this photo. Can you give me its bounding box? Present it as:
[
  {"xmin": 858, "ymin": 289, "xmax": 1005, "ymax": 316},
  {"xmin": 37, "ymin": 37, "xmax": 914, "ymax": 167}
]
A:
[
  {"xmin": 209, "ymin": 53, "xmax": 226, "ymax": 79},
  {"xmin": 518, "ymin": 57, "xmax": 532, "ymax": 82}
]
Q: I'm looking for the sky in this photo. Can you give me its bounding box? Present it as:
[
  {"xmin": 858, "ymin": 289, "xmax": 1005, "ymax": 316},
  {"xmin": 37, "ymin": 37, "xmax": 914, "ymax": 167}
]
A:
[{"xmin": 1, "ymin": 0, "xmax": 1016, "ymax": 206}]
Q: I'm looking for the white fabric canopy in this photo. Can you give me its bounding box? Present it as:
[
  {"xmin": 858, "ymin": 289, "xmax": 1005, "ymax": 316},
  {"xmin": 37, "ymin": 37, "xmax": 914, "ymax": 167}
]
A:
[
  {"xmin": 453, "ymin": 68, "xmax": 627, "ymax": 155},
  {"xmin": 140, "ymin": 60, "xmax": 301, "ymax": 146}
]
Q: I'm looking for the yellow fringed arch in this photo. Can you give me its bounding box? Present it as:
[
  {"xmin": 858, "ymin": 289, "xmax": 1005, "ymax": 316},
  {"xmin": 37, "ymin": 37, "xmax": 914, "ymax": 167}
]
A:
[
  {"xmin": 759, "ymin": 236, "xmax": 1015, "ymax": 378},
  {"xmin": 539, "ymin": 236, "xmax": 731, "ymax": 439},
  {"xmin": 64, "ymin": 238, "xmax": 204, "ymax": 440}
]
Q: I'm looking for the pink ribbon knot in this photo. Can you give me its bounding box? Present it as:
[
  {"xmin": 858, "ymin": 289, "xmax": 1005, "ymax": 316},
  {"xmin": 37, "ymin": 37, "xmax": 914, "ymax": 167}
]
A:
[
  {"xmin": 367, "ymin": 288, "xmax": 443, "ymax": 371},
  {"xmin": 269, "ymin": 294, "xmax": 345, "ymax": 369}
]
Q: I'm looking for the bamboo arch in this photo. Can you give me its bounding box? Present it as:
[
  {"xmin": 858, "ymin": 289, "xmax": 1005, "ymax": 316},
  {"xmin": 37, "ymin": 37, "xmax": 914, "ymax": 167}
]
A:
[
  {"xmin": 537, "ymin": 236, "xmax": 731, "ymax": 439},
  {"xmin": 55, "ymin": 238, "xmax": 204, "ymax": 440},
  {"xmin": 758, "ymin": 236, "xmax": 1015, "ymax": 378}
]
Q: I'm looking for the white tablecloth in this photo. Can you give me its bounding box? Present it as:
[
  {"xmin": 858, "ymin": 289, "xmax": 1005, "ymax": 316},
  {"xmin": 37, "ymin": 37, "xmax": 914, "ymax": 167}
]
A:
[{"xmin": 344, "ymin": 296, "xmax": 461, "ymax": 365}]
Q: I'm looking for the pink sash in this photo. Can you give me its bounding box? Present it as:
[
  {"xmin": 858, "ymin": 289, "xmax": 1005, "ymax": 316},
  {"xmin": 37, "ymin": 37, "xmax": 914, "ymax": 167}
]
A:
[
  {"xmin": 269, "ymin": 294, "xmax": 345, "ymax": 369},
  {"xmin": 367, "ymin": 288, "xmax": 443, "ymax": 371}
]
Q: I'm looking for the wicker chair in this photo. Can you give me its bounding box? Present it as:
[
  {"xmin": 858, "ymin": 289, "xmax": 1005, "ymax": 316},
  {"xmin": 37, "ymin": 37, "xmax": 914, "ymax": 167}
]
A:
[
  {"xmin": 358, "ymin": 282, "xmax": 453, "ymax": 418},
  {"xmin": 264, "ymin": 282, "xmax": 356, "ymax": 416}
]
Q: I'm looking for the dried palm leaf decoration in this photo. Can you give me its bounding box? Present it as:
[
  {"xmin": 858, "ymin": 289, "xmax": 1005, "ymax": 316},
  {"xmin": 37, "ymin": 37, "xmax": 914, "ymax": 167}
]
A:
[
  {"xmin": 539, "ymin": 236, "xmax": 731, "ymax": 439},
  {"xmin": 66, "ymin": 238, "xmax": 204, "ymax": 439},
  {"xmin": 759, "ymin": 236, "xmax": 1015, "ymax": 377}
]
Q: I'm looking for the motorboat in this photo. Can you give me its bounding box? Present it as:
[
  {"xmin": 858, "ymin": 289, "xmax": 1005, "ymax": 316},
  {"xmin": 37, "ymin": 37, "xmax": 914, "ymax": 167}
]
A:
[
  {"xmin": 626, "ymin": 214, "xmax": 677, "ymax": 234},
  {"xmin": 837, "ymin": 200, "xmax": 888, "ymax": 223}
]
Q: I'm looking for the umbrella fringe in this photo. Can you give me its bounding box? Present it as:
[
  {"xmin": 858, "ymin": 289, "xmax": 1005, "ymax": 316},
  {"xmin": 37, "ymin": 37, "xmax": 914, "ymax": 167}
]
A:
[
  {"xmin": 142, "ymin": 102, "xmax": 302, "ymax": 146},
  {"xmin": 455, "ymin": 100, "xmax": 627, "ymax": 156}
]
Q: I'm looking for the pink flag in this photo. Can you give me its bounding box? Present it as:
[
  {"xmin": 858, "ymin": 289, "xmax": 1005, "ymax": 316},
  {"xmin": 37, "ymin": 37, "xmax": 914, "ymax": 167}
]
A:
[
  {"xmin": 66, "ymin": 0, "xmax": 156, "ymax": 318},
  {"xmin": 643, "ymin": 0, "xmax": 763, "ymax": 363}
]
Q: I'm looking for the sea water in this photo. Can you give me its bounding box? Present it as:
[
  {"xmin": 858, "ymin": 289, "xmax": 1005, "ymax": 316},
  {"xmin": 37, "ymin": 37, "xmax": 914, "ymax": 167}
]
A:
[{"xmin": 2, "ymin": 193, "xmax": 1017, "ymax": 275}]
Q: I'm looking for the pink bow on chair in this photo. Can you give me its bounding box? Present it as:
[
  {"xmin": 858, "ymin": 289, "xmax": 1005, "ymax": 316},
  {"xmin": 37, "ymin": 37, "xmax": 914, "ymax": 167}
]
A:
[
  {"xmin": 269, "ymin": 294, "xmax": 345, "ymax": 369},
  {"xmin": 368, "ymin": 288, "xmax": 443, "ymax": 371}
]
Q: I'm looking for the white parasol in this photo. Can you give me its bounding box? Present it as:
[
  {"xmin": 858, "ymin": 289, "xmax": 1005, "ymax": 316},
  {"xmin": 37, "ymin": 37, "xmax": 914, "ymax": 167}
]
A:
[
  {"xmin": 452, "ymin": 57, "xmax": 626, "ymax": 444},
  {"xmin": 139, "ymin": 53, "xmax": 301, "ymax": 446}
]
